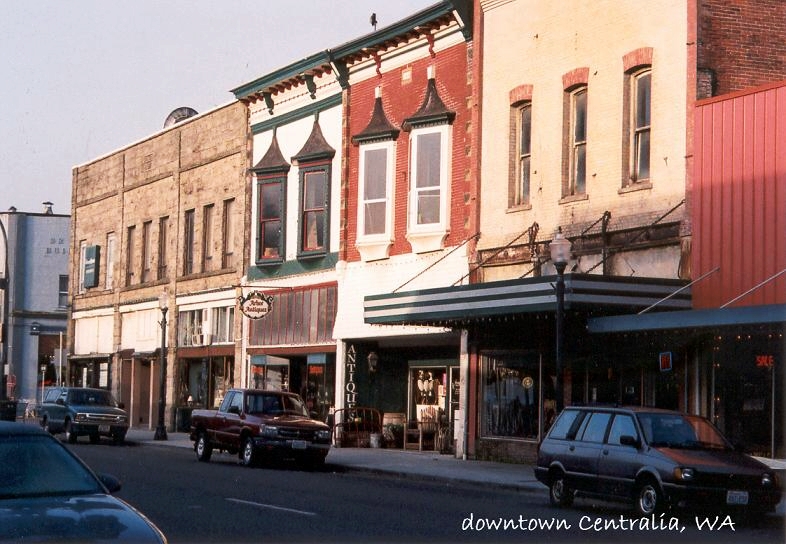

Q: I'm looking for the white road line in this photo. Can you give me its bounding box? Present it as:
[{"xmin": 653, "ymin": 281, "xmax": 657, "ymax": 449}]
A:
[{"xmin": 226, "ymin": 497, "xmax": 317, "ymax": 516}]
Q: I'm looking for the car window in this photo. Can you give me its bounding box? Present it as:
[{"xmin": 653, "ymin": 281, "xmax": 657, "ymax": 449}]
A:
[
  {"xmin": 0, "ymin": 435, "xmax": 102, "ymax": 499},
  {"xmin": 219, "ymin": 391, "xmax": 235, "ymax": 413},
  {"xmin": 229, "ymin": 392, "xmax": 243, "ymax": 413},
  {"xmin": 578, "ymin": 412, "xmax": 611, "ymax": 443},
  {"xmin": 263, "ymin": 395, "xmax": 282, "ymax": 414},
  {"xmin": 547, "ymin": 409, "xmax": 583, "ymax": 439},
  {"xmin": 44, "ymin": 388, "xmax": 60, "ymax": 402},
  {"xmin": 282, "ymin": 395, "xmax": 309, "ymax": 416},
  {"xmin": 607, "ymin": 414, "xmax": 638, "ymax": 445}
]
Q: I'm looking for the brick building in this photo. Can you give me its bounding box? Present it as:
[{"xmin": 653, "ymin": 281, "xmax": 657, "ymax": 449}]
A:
[{"xmin": 69, "ymin": 102, "xmax": 249, "ymax": 430}]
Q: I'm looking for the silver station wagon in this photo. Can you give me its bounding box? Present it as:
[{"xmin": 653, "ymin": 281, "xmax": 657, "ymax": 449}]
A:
[{"xmin": 534, "ymin": 406, "xmax": 781, "ymax": 516}]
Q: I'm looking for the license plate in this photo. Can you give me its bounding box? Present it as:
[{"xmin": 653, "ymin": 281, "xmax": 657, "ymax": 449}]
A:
[
  {"xmin": 292, "ymin": 440, "xmax": 308, "ymax": 450},
  {"xmin": 726, "ymin": 490, "xmax": 749, "ymax": 505},
  {"xmin": 98, "ymin": 425, "xmax": 110, "ymax": 433}
]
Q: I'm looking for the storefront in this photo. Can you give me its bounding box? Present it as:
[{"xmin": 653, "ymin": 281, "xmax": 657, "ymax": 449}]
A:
[
  {"xmin": 365, "ymin": 273, "xmax": 692, "ymax": 462},
  {"xmin": 588, "ymin": 303, "xmax": 786, "ymax": 458}
]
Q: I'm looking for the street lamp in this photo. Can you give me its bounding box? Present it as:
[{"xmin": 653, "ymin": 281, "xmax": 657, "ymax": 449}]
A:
[
  {"xmin": 154, "ymin": 292, "xmax": 169, "ymax": 440},
  {"xmin": 549, "ymin": 227, "xmax": 572, "ymax": 413}
]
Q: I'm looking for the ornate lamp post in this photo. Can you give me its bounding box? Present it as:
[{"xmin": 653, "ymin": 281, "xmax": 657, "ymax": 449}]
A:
[
  {"xmin": 549, "ymin": 228, "xmax": 572, "ymax": 413},
  {"xmin": 154, "ymin": 292, "xmax": 169, "ymax": 441}
]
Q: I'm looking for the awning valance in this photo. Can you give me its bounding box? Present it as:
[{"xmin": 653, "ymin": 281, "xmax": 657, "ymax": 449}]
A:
[
  {"xmin": 364, "ymin": 273, "xmax": 690, "ymax": 326},
  {"xmin": 587, "ymin": 303, "xmax": 786, "ymax": 334}
]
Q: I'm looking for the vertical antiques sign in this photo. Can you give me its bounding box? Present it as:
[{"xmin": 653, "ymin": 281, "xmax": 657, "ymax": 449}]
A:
[{"xmin": 345, "ymin": 344, "xmax": 357, "ymax": 409}]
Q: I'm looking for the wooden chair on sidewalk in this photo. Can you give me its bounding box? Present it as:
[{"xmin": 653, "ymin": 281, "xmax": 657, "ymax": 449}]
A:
[{"xmin": 404, "ymin": 405, "xmax": 438, "ymax": 451}]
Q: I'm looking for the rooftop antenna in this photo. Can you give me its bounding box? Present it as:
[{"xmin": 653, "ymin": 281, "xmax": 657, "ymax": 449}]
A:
[{"xmin": 370, "ymin": 12, "xmax": 377, "ymax": 31}]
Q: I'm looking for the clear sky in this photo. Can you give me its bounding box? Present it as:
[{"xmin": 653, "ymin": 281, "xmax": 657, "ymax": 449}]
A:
[{"xmin": 0, "ymin": 0, "xmax": 434, "ymax": 215}]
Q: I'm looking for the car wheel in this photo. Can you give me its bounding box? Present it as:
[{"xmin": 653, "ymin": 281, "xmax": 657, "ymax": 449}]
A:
[
  {"xmin": 64, "ymin": 420, "xmax": 77, "ymax": 444},
  {"xmin": 195, "ymin": 432, "xmax": 212, "ymax": 462},
  {"xmin": 241, "ymin": 436, "xmax": 257, "ymax": 467},
  {"xmin": 549, "ymin": 471, "xmax": 574, "ymax": 507},
  {"xmin": 635, "ymin": 478, "xmax": 663, "ymax": 516}
]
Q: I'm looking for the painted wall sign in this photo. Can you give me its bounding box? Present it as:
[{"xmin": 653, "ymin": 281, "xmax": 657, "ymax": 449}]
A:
[
  {"xmin": 345, "ymin": 344, "xmax": 357, "ymax": 409},
  {"xmin": 237, "ymin": 290, "xmax": 274, "ymax": 320}
]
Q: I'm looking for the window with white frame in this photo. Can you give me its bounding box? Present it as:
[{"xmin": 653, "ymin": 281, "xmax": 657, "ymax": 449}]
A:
[
  {"xmin": 210, "ymin": 306, "xmax": 234, "ymax": 344},
  {"xmin": 58, "ymin": 275, "xmax": 68, "ymax": 308},
  {"xmin": 78, "ymin": 240, "xmax": 87, "ymax": 293},
  {"xmin": 407, "ymin": 125, "xmax": 450, "ymax": 251},
  {"xmin": 512, "ymin": 102, "xmax": 532, "ymax": 207},
  {"xmin": 178, "ymin": 309, "xmax": 204, "ymax": 347},
  {"xmin": 356, "ymin": 142, "xmax": 395, "ymax": 260},
  {"xmin": 628, "ymin": 69, "xmax": 651, "ymax": 185},
  {"xmin": 568, "ymin": 87, "xmax": 587, "ymax": 196}
]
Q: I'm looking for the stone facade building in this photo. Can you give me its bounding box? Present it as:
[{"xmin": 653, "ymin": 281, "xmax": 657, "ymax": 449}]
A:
[{"xmin": 69, "ymin": 102, "xmax": 249, "ymax": 430}]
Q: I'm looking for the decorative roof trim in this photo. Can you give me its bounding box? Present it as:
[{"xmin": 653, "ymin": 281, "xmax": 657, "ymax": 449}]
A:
[
  {"xmin": 402, "ymin": 72, "xmax": 455, "ymax": 132},
  {"xmin": 292, "ymin": 116, "xmax": 336, "ymax": 163},
  {"xmin": 351, "ymin": 88, "xmax": 400, "ymax": 144},
  {"xmin": 250, "ymin": 129, "xmax": 290, "ymax": 175}
]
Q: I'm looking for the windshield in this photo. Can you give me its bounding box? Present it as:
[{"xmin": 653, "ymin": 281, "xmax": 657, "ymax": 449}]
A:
[
  {"xmin": 67, "ymin": 389, "xmax": 117, "ymax": 407},
  {"xmin": 0, "ymin": 435, "xmax": 103, "ymax": 499},
  {"xmin": 246, "ymin": 394, "xmax": 309, "ymax": 417},
  {"xmin": 637, "ymin": 412, "xmax": 731, "ymax": 450}
]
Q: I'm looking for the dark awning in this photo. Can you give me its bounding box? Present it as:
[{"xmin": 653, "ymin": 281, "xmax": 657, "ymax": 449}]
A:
[
  {"xmin": 364, "ymin": 273, "xmax": 690, "ymax": 326},
  {"xmin": 587, "ymin": 303, "xmax": 786, "ymax": 334}
]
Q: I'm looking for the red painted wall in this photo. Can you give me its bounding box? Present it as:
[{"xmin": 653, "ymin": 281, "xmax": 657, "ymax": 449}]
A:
[
  {"xmin": 343, "ymin": 42, "xmax": 472, "ymax": 262},
  {"xmin": 692, "ymin": 81, "xmax": 786, "ymax": 308}
]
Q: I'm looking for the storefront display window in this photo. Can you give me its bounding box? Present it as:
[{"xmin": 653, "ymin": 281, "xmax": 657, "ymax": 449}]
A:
[{"xmin": 481, "ymin": 352, "xmax": 547, "ymax": 440}]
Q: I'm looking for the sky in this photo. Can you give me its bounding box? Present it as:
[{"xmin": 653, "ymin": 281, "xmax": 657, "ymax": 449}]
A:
[{"xmin": 0, "ymin": 0, "xmax": 435, "ymax": 216}]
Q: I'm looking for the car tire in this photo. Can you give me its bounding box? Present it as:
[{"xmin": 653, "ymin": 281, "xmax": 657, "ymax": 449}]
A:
[
  {"xmin": 41, "ymin": 416, "xmax": 51, "ymax": 434},
  {"xmin": 64, "ymin": 420, "xmax": 77, "ymax": 444},
  {"xmin": 195, "ymin": 432, "xmax": 213, "ymax": 462},
  {"xmin": 635, "ymin": 478, "xmax": 663, "ymax": 516},
  {"xmin": 549, "ymin": 471, "xmax": 574, "ymax": 507},
  {"xmin": 240, "ymin": 436, "xmax": 257, "ymax": 467}
]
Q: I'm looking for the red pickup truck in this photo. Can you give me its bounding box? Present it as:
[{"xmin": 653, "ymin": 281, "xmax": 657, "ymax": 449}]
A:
[{"xmin": 189, "ymin": 388, "xmax": 332, "ymax": 469}]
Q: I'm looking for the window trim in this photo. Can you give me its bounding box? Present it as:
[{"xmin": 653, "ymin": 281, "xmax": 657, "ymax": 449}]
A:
[
  {"xmin": 510, "ymin": 101, "xmax": 533, "ymax": 209},
  {"xmin": 221, "ymin": 198, "xmax": 235, "ymax": 269},
  {"xmin": 201, "ymin": 204, "xmax": 214, "ymax": 273},
  {"xmin": 141, "ymin": 221, "xmax": 152, "ymax": 283},
  {"xmin": 356, "ymin": 140, "xmax": 395, "ymax": 261},
  {"xmin": 297, "ymin": 162, "xmax": 330, "ymax": 259},
  {"xmin": 183, "ymin": 209, "xmax": 195, "ymax": 276},
  {"xmin": 406, "ymin": 124, "xmax": 451, "ymax": 253},
  {"xmin": 157, "ymin": 217, "xmax": 168, "ymax": 281},
  {"xmin": 256, "ymin": 175, "xmax": 285, "ymax": 264},
  {"xmin": 125, "ymin": 226, "xmax": 136, "ymax": 286},
  {"xmin": 624, "ymin": 67, "xmax": 652, "ymax": 188},
  {"xmin": 567, "ymin": 86, "xmax": 587, "ymax": 198}
]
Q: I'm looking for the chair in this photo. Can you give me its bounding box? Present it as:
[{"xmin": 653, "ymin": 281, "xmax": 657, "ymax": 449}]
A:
[{"xmin": 404, "ymin": 406, "xmax": 438, "ymax": 451}]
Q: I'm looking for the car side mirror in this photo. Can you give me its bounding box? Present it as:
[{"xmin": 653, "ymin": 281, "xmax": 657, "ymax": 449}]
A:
[
  {"xmin": 97, "ymin": 473, "xmax": 122, "ymax": 493},
  {"xmin": 56, "ymin": 399, "xmax": 65, "ymax": 406},
  {"xmin": 619, "ymin": 434, "xmax": 640, "ymax": 448}
]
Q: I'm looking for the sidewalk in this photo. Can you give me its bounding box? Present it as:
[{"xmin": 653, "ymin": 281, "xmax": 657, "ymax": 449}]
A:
[{"xmin": 125, "ymin": 429, "xmax": 545, "ymax": 492}]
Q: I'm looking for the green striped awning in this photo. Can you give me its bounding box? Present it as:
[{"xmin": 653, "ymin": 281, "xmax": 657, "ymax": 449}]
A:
[{"xmin": 364, "ymin": 273, "xmax": 690, "ymax": 326}]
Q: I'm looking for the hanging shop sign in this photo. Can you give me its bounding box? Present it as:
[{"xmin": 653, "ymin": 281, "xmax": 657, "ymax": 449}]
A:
[{"xmin": 237, "ymin": 290, "xmax": 274, "ymax": 320}]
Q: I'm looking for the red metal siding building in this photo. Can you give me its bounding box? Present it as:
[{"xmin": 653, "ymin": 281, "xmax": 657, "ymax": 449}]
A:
[{"xmin": 693, "ymin": 81, "xmax": 786, "ymax": 309}]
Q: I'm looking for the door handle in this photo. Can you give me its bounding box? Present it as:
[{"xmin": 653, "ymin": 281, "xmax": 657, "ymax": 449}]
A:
[{"xmin": 569, "ymin": 445, "xmax": 575, "ymax": 451}]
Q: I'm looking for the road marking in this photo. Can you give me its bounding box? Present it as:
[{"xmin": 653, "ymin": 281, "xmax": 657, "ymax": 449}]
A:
[{"xmin": 226, "ymin": 497, "xmax": 317, "ymax": 516}]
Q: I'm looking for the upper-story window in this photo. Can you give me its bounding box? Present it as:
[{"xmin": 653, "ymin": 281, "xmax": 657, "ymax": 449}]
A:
[
  {"xmin": 221, "ymin": 198, "xmax": 235, "ymax": 269},
  {"xmin": 628, "ymin": 69, "xmax": 651, "ymax": 185},
  {"xmin": 402, "ymin": 68, "xmax": 455, "ymax": 253},
  {"xmin": 183, "ymin": 209, "xmax": 195, "ymax": 276},
  {"xmin": 58, "ymin": 275, "xmax": 68, "ymax": 308},
  {"xmin": 125, "ymin": 226, "xmax": 136, "ymax": 286},
  {"xmin": 299, "ymin": 165, "xmax": 329, "ymax": 256},
  {"xmin": 141, "ymin": 221, "xmax": 152, "ymax": 283},
  {"xmin": 352, "ymin": 86, "xmax": 400, "ymax": 261},
  {"xmin": 157, "ymin": 216, "xmax": 168, "ymax": 280},
  {"xmin": 78, "ymin": 241, "xmax": 87, "ymax": 293},
  {"xmin": 257, "ymin": 176, "xmax": 284, "ymax": 262},
  {"xmin": 568, "ymin": 87, "xmax": 588, "ymax": 196},
  {"xmin": 202, "ymin": 204, "xmax": 214, "ymax": 272},
  {"xmin": 512, "ymin": 102, "xmax": 532, "ymax": 207},
  {"xmin": 105, "ymin": 232, "xmax": 116, "ymax": 290}
]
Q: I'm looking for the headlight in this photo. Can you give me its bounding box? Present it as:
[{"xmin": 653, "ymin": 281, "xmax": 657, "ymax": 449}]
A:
[
  {"xmin": 316, "ymin": 430, "xmax": 331, "ymax": 441},
  {"xmin": 762, "ymin": 473, "xmax": 775, "ymax": 486},
  {"xmin": 260, "ymin": 424, "xmax": 278, "ymax": 438},
  {"xmin": 75, "ymin": 413, "xmax": 88, "ymax": 422},
  {"xmin": 673, "ymin": 467, "xmax": 695, "ymax": 481}
]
